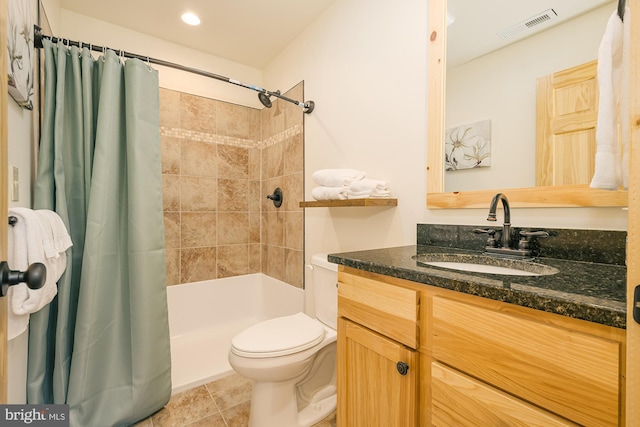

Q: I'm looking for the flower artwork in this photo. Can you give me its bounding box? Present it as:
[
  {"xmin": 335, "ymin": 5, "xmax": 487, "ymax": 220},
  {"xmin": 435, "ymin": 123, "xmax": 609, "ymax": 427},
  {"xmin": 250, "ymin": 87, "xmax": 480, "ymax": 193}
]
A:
[
  {"xmin": 445, "ymin": 119, "xmax": 491, "ymax": 171},
  {"xmin": 7, "ymin": 0, "xmax": 34, "ymax": 110}
]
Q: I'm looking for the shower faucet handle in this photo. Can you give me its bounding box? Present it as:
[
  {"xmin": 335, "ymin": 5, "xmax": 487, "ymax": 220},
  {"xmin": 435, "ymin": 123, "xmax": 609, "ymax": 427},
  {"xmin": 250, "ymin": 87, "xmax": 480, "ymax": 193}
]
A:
[{"xmin": 267, "ymin": 188, "xmax": 283, "ymax": 208}]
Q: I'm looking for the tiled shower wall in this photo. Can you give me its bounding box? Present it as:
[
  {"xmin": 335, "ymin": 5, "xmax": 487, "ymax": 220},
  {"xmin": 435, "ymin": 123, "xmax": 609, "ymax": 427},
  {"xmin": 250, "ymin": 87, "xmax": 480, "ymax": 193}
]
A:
[{"xmin": 159, "ymin": 83, "xmax": 304, "ymax": 288}]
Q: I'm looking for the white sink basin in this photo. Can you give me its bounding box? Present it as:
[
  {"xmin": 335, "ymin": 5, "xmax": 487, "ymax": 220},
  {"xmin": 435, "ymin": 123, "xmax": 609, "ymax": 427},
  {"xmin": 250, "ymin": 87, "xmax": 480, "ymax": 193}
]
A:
[
  {"xmin": 422, "ymin": 261, "xmax": 543, "ymax": 276},
  {"xmin": 414, "ymin": 253, "xmax": 559, "ymax": 277}
]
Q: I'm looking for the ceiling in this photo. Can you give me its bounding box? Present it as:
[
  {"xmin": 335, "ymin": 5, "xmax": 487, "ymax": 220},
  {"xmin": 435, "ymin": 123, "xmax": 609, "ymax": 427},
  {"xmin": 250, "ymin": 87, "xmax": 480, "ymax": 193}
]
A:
[
  {"xmin": 58, "ymin": 0, "xmax": 617, "ymax": 70},
  {"xmin": 59, "ymin": 0, "xmax": 337, "ymax": 69},
  {"xmin": 447, "ymin": 0, "xmax": 615, "ymax": 67}
]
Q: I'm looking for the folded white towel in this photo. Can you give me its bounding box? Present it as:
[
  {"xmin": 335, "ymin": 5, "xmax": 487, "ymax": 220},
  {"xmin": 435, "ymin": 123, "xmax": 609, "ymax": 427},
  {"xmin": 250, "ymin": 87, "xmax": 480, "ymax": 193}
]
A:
[
  {"xmin": 311, "ymin": 186, "xmax": 349, "ymax": 201},
  {"xmin": 7, "ymin": 208, "xmax": 72, "ymax": 339},
  {"xmin": 348, "ymin": 178, "xmax": 389, "ymax": 193},
  {"xmin": 590, "ymin": 10, "xmax": 626, "ymax": 190},
  {"xmin": 346, "ymin": 190, "xmax": 391, "ymax": 199},
  {"xmin": 312, "ymin": 169, "xmax": 366, "ymax": 187}
]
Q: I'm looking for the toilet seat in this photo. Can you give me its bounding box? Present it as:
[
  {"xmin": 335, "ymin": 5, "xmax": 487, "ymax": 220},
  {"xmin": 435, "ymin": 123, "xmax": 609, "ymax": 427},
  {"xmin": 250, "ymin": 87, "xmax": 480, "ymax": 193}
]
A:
[{"xmin": 231, "ymin": 312, "xmax": 326, "ymax": 358}]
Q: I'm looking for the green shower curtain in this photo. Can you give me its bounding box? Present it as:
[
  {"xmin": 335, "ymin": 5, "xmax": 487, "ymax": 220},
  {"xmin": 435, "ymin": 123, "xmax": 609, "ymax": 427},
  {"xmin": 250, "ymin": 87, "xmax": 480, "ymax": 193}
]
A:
[{"xmin": 27, "ymin": 39, "xmax": 171, "ymax": 426}]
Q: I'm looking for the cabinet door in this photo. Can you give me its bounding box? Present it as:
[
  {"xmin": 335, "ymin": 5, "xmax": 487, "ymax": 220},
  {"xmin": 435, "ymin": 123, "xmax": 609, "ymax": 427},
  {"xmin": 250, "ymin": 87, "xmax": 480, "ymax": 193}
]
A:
[
  {"xmin": 431, "ymin": 362, "xmax": 579, "ymax": 427},
  {"xmin": 432, "ymin": 296, "xmax": 621, "ymax": 426},
  {"xmin": 337, "ymin": 318, "xmax": 418, "ymax": 427}
]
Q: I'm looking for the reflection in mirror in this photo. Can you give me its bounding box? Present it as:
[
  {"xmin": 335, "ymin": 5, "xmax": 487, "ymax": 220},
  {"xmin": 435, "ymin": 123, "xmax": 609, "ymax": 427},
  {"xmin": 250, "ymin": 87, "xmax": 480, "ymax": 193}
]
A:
[
  {"xmin": 425, "ymin": 0, "xmax": 628, "ymax": 208},
  {"xmin": 445, "ymin": 0, "xmax": 613, "ymax": 192}
]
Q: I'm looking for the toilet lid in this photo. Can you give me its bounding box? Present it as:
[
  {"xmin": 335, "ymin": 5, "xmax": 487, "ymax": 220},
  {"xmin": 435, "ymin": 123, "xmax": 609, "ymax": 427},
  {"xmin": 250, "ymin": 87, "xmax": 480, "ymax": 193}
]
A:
[{"xmin": 231, "ymin": 312, "xmax": 326, "ymax": 358}]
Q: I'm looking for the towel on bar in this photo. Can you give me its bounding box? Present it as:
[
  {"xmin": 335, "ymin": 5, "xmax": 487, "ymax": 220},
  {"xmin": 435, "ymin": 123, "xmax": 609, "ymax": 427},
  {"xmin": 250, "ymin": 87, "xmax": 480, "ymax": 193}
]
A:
[
  {"xmin": 312, "ymin": 169, "xmax": 366, "ymax": 187},
  {"xmin": 620, "ymin": 6, "xmax": 631, "ymax": 189},
  {"xmin": 38, "ymin": 209, "xmax": 73, "ymax": 258},
  {"xmin": 348, "ymin": 178, "xmax": 389, "ymax": 193},
  {"xmin": 7, "ymin": 207, "xmax": 72, "ymax": 339},
  {"xmin": 590, "ymin": 9, "xmax": 628, "ymax": 190},
  {"xmin": 312, "ymin": 186, "xmax": 349, "ymax": 201}
]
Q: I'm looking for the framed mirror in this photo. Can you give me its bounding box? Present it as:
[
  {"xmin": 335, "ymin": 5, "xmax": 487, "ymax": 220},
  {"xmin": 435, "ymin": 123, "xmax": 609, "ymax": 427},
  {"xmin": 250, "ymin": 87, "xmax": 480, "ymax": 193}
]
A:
[{"xmin": 426, "ymin": 0, "xmax": 628, "ymax": 208}]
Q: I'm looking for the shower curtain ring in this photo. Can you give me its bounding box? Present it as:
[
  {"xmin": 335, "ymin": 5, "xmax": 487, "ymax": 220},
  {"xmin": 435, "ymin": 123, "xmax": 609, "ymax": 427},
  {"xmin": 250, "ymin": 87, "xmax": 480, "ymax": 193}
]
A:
[{"xmin": 146, "ymin": 56, "xmax": 152, "ymax": 72}]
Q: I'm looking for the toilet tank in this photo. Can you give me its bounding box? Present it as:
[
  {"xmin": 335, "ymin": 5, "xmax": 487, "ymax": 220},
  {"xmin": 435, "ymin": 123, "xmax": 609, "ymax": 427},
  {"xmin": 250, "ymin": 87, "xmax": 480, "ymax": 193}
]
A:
[{"xmin": 310, "ymin": 254, "xmax": 338, "ymax": 330}]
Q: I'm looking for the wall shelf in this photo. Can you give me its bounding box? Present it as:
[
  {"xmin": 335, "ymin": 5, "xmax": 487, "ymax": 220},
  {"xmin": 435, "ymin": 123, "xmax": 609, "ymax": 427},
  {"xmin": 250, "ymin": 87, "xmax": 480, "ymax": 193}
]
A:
[{"xmin": 299, "ymin": 198, "xmax": 398, "ymax": 208}]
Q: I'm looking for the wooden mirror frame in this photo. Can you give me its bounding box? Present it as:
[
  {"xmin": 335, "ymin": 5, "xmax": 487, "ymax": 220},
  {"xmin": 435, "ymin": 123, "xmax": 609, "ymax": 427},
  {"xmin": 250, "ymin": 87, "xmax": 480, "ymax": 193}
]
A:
[{"xmin": 426, "ymin": 0, "xmax": 628, "ymax": 209}]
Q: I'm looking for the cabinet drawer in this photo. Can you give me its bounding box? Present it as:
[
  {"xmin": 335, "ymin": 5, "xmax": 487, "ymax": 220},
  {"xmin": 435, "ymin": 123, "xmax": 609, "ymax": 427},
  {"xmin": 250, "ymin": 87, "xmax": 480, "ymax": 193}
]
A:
[
  {"xmin": 432, "ymin": 296, "xmax": 621, "ymax": 427},
  {"xmin": 431, "ymin": 362, "xmax": 579, "ymax": 427},
  {"xmin": 338, "ymin": 272, "xmax": 419, "ymax": 348}
]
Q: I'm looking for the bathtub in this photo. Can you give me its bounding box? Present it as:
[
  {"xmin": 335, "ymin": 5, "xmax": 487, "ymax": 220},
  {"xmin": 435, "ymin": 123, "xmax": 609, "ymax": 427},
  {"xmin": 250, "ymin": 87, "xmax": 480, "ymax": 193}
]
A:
[{"xmin": 167, "ymin": 273, "xmax": 304, "ymax": 394}]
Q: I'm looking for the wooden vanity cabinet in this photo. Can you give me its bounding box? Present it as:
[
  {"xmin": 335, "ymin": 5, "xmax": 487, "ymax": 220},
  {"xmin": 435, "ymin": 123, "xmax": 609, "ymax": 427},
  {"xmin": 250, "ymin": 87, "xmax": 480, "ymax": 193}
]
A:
[{"xmin": 336, "ymin": 266, "xmax": 626, "ymax": 427}]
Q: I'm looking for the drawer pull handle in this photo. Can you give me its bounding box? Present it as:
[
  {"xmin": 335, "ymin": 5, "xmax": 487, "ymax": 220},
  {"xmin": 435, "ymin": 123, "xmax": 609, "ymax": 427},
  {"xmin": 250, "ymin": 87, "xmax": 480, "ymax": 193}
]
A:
[{"xmin": 396, "ymin": 361, "xmax": 409, "ymax": 376}]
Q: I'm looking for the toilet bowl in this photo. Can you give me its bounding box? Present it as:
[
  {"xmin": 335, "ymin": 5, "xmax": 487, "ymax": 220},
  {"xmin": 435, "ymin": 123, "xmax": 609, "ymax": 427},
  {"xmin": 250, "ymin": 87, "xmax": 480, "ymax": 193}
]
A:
[{"xmin": 228, "ymin": 254, "xmax": 338, "ymax": 427}]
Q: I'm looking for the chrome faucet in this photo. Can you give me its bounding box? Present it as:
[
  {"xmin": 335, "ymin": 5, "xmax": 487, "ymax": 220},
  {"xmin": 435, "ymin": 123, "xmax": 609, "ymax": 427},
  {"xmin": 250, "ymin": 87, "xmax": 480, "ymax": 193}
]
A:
[{"xmin": 487, "ymin": 193, "xmax": 511, "ymax": 249}]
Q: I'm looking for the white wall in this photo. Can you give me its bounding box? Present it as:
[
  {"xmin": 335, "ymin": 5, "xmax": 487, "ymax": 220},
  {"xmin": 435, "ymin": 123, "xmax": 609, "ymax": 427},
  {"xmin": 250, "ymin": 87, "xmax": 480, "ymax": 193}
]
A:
[
  {"xmin": 264, "ymin": 0, "xmax": 626, "ymax": 268},
  {"xmin": 446, "ymin": 5, "xmax": 611, "ymax": 192},
  {"xmin": 264, "ymin": 0, "xmax": 429, "ymax": 260}
]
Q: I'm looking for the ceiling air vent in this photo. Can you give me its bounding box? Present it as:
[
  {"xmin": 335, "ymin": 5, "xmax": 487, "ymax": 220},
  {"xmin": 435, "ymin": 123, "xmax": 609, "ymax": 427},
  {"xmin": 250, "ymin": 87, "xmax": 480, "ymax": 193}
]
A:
[{"xmin": 497, "ymin": 9, "xmax": 558, "ymax": 40}]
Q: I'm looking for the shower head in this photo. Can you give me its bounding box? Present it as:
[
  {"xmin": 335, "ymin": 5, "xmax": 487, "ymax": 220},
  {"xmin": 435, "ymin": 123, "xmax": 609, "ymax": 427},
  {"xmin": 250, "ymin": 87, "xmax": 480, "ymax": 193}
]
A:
[{"xmin": 258, "ymin": 92, "xmax": 272, "ymax": 108}]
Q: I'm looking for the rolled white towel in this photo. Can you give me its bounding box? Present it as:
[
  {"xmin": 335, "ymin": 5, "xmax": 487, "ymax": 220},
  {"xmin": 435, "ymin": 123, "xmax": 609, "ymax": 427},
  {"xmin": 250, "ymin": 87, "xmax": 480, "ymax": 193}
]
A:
[
  {"xmin": 349, "ymin": 178, "xmax": 389, "ymax": 193},
  {"xmin": 312, "ymin": 169, "xmax": 366, "ymax": 187},
  {"xmin": 312, "ymin": 186, "xmax": 349, "ymax": 201}
]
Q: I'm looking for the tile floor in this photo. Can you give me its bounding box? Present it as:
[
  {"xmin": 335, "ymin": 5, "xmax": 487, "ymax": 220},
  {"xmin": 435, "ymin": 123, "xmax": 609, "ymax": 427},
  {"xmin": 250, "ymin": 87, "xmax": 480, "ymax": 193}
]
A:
[{"xmin": 134, "ymin": 373, "xmax": 336, "ymax": 427}]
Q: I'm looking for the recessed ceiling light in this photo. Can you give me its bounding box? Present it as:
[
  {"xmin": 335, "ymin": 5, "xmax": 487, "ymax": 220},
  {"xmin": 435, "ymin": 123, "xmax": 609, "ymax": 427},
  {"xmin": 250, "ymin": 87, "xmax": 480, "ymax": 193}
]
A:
[{"xmin": 181, "ymin": 12, "xmax": 201, "ymax": 26}]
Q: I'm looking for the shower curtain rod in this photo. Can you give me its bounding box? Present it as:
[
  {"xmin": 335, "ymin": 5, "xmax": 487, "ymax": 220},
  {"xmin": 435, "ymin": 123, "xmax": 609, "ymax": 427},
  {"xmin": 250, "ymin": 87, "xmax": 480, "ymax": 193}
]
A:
[{"xmin": 33, "ymin": 25, "xmax": 315, "ymax": 114}]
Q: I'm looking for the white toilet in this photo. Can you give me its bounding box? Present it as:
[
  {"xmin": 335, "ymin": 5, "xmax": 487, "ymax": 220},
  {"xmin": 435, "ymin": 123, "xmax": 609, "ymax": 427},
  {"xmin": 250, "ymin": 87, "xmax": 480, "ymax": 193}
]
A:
[{"xmin": 228, "ymin": 254, "xmax": 338, "ymax": 427}]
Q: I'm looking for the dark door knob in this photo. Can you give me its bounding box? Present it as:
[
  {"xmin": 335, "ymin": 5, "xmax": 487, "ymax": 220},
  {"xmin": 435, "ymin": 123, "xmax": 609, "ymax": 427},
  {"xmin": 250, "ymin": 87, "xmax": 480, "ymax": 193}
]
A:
[{"xmin": 0, "ymin": 261, "xmax": 47, "ymax": 297}]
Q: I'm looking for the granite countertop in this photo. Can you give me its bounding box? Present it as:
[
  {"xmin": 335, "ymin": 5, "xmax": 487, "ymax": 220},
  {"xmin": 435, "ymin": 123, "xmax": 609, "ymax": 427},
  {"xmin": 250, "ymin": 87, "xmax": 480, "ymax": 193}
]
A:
[{"xmin": 328, "ymin": 245, "xmax": 627, "ymax": 329}]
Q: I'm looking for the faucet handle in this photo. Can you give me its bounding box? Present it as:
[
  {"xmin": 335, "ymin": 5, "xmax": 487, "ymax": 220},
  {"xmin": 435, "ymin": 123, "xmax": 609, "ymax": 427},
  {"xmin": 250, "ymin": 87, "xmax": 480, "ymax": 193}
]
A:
[
  {"xmin": 473, "ymin": 228, "xmax": 500, "ymax": 248},
  {"xmin": 519, "ymin": 230, "xmax": 550, "ymax": 238},
  {"xmin": 518, "ymin": 230, "xmax": 549, "ymax": 251},
  {"xmin": 473, "ymin": 228, "xmax": 496, "ymax": 236}
]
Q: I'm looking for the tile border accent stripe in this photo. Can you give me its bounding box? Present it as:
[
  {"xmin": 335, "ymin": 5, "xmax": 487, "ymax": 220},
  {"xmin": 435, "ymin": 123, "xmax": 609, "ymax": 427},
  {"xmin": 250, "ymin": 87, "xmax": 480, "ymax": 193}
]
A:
[{"xmin": 160, "ymin": 124, "xmax": 303, "ymax": 149}]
